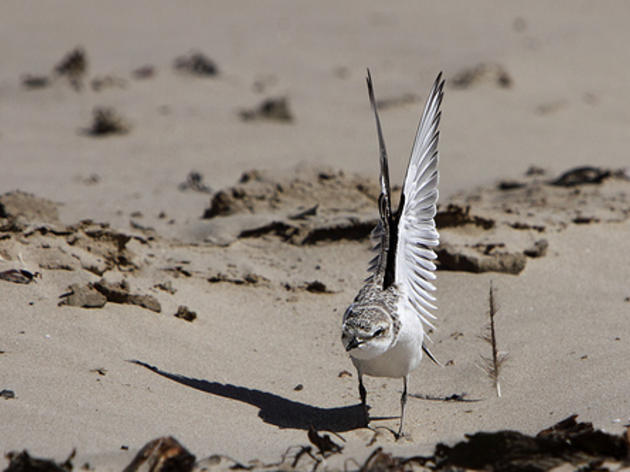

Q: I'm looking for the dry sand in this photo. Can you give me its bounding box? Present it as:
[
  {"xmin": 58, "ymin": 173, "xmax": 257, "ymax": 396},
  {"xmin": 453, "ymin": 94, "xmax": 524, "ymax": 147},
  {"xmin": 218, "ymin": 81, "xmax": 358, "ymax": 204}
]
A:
[{"xmin": 1, "ymin": 1, "xmax": 630, "ymax": 470}]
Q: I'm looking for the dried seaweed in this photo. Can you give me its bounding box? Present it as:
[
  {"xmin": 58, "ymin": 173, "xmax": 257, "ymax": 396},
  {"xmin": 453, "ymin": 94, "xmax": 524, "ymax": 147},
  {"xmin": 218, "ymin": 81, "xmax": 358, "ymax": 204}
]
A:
[
  {"xmin": 123, "ymin": 437, "xmax": 195, "ymax": 472},
  {"xmin": 307, "ymin": 427, "xmax": 343, "ymax": 457},
  {"xmin": 4, "ymin": 449, "xmax": 75, "ymax": 472},
  {"xmin": 6, "ymin": 416, "xmax": 628, "ymax": 472},
  {"xmin": 434, "ymin": 415, "xmax": 629, "ymax": 471}
]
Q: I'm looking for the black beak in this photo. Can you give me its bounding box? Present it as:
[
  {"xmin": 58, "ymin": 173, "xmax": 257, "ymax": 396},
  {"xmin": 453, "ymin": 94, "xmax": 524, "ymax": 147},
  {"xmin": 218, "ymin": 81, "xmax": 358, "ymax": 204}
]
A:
[{"xmin": 346, "ymin": 337, "xmax": 361, "ymax": 351}]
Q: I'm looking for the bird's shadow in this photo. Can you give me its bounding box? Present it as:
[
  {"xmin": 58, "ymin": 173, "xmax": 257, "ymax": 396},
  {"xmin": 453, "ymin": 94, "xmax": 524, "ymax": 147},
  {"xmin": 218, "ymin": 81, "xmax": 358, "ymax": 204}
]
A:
[{"xmin": 129, "ymin": 360, "xmax": 367, "ymax": 432}]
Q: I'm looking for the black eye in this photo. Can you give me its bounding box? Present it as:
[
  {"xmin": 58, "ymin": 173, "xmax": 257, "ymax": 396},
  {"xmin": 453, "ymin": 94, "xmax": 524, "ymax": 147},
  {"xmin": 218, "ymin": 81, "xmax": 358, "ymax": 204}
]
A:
[{"xmin": 373, "ymin": 327, "xmax": 385, "ymax": 337}]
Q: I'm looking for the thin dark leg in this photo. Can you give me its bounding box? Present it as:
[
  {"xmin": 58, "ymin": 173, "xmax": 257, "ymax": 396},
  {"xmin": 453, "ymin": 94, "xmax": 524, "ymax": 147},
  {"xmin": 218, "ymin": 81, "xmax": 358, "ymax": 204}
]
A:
[
  {"xmin": 358, "ymin": 373, "xmax": 368, "ymax": 425},
  {"xmin": 397, "ymin": 375, "xmax": 408, "ymax": 439}
]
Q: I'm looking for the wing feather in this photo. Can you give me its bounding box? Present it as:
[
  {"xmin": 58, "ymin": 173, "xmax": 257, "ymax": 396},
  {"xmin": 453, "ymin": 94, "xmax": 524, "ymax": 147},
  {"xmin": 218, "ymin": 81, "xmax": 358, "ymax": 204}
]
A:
[
  {"xmin": 395, "ymin": 73, "xmax": 444, "ymax": 336},
  {"xmin": 408, "ymin": 297, "xmax": 437, "ymax": 330},
  {"xmin": 364, "ymin": 71, "xmax": 394, "ymax": 286}
]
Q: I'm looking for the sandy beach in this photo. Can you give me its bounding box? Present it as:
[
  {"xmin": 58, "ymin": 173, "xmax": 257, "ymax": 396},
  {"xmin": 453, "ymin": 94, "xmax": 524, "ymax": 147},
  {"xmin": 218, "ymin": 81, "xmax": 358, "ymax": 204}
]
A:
[{"xmin": 1, "ymin": 1, "xmax": 630, "ymax": 470}]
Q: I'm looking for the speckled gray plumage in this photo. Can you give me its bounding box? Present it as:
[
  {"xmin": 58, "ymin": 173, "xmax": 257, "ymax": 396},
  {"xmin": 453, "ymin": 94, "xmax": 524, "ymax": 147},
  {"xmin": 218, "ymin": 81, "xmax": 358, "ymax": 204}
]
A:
[{"xmin": 343, "ymin": 282, "xmax": 401, "ymax": 341}]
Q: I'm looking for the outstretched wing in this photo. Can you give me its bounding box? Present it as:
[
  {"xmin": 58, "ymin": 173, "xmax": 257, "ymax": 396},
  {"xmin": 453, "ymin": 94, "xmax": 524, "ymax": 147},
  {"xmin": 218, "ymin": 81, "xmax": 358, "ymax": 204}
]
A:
[
  {"xmin": 395, "ymin": 73, "xmax": 444, "ymax": 335},
  {"xmin": 365, "ymin": 70, "xmax": 393, "ymax": 286}
]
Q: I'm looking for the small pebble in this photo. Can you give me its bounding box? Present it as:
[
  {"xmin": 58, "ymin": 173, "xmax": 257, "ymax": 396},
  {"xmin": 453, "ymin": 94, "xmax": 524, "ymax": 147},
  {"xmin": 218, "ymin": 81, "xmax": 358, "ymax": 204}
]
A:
[{"xmin": 0, "ymin": 389, "xmax": 16, "ymax": 399}]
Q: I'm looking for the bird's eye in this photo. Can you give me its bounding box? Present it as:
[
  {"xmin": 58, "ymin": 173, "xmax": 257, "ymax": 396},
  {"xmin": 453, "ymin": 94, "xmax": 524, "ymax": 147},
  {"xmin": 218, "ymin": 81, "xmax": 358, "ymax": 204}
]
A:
[{"xmin": 373, "ymin": 327, "xmax": 386, "ymax": 337}]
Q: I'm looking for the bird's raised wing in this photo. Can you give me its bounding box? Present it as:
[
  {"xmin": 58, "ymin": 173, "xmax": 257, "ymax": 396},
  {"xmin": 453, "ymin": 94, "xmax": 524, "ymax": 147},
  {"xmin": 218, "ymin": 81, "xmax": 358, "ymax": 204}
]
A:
[
  {"xmin": 394, "ymin": 73, "xmax": 444, "ymax": 333},
  {"xmin": 365, "ymin": 70, "xmax": 393, "ymax": 287}
]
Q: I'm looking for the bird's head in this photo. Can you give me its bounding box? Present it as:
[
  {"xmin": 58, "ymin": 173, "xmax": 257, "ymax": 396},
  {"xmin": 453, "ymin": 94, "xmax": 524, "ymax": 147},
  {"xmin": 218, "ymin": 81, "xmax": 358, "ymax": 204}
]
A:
[{"xmin": 341, "ymin": 306, "xmax": 394, "ymax": 360}]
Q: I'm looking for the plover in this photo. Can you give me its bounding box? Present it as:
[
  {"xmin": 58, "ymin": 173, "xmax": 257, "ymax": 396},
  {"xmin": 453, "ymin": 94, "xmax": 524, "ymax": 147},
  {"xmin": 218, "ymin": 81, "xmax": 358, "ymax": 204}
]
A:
[{"xmin": 341, "ymin": 70, "xmax": 444, "ymax": 438}]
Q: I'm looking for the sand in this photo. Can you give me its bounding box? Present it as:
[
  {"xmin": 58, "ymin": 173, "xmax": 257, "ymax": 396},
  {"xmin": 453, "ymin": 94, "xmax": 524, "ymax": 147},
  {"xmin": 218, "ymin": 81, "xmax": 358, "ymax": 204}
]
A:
[{"xmin": 1, "ymin": 1, "xmax": 630, "ymax": 470}]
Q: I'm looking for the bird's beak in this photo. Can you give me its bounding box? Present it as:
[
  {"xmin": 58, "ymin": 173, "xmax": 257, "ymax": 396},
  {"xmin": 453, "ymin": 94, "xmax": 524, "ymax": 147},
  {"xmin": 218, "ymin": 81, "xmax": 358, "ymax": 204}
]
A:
[{"xmin": 346, "ymin": 337, "xmax": 361, "ymax": 351}]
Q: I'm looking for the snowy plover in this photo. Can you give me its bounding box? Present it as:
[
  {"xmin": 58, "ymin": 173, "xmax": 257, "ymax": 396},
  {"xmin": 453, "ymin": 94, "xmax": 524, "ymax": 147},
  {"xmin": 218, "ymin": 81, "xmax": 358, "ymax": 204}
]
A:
[{"xmin": 341, "ymin": 71, "xmax": 444, "ymax": 438}]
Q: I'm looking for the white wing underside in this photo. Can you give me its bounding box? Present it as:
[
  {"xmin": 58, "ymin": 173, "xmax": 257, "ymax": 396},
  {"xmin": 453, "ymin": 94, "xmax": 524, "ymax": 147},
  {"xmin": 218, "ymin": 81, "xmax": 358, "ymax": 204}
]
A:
[
  {"xmin": 396, "ymin": 75, "xmax": 443, "ymax": 333},
  {"xmin": 367, "ymin": 74, "xmax": 444, "ymax": 337}
]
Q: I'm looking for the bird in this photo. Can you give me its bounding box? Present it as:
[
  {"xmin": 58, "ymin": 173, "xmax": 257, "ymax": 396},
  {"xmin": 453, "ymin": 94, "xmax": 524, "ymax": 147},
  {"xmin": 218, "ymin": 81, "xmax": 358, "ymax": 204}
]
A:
[{"xmin": 341, "ymin": 70, "xmax": 444, "ymax": 438}]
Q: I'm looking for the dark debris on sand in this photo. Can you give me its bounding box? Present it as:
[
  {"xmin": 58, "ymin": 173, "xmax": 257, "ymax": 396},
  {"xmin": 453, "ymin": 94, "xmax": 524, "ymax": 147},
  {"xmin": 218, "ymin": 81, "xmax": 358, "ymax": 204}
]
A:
[
  {"xmin": 132, "ymin": 65, "xmax": 156, "ymax": 80},
  {"xmin": 173, "ymin": 305, "xmax": 197, "ymax": 322},
  {"xmin": 524, "ymin": 239, "xmax": 549, "ymax": 258},
  {"xmin": 178, "ymin": 171, "xmax": 212, "ymax": 194},
  {"xmin": 435, "ymin": 204, "xmax": 495, "ymax": 230},
  {"xmin": 4, "ymin": 415, "xmax": 627, "ymax": 472},
  {"xmin": 83, "ymin": 107, "xmax": 130, "ymax": 136},
  {"xmin": 303, "ymin": 280, "xmax": 334, "ymax": 294},
  {"xmin": 21, "ymin": 47, "xmax": 87, "ymax": 91},
  {"xmin": 432, "ymin": 415, "xmax": 630, "ymax": 472},
  {"xmin": 4, "ymin": 449, "xmax": 75, "ymax": 472},
  {"xmin": 174, "ymin": 51, "xmax": 218, "ymax": 77},
  {"xmin": 450, "ymin": 62, "xmax": 513, "ymax": 89},
  {"xmin": 307, "ymin": 427, "xmax": 343, "ymax": 457},
  {"xmin": 239, "ymin": 97, "xmax": 294, "ymax": 123},
  {"xmin": 0, "ymin": 389, "xmax": 16, "ymax": 400},
  {"xmin": 54, "ymin": 47, "xmax": 88, "ymax": 91},
  {"xmin": 123, "ymin": 436, "xmax": 195, "ymax": 472},
  {"xmin": 21, "ymin": 75, "xmax": 50, "ymax": 89},
  {"xmin": 550, "ymin": 166, "xmax": 612, "ymax": 187},
  {"xmin": 207, "ymin": 272, "xmax": 268, "ymax": 286}
]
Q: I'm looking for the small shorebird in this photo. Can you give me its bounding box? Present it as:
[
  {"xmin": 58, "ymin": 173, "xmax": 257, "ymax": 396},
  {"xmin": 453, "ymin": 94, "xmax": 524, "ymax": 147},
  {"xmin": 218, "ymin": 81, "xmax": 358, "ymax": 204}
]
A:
[{"xmin": 341, "ymin": 70, "xmax": 444, "ymax": 438}]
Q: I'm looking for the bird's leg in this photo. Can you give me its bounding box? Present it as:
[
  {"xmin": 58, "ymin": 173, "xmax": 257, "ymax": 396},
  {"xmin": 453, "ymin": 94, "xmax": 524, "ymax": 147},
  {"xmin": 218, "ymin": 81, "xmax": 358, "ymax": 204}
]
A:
[
  {"xmin": 396, "ymin": 375, "xmax": 409, "ymax": 439},
  {"xmin": 358, "ymin": 373, "xmax": 369, "ymax": 425}
]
